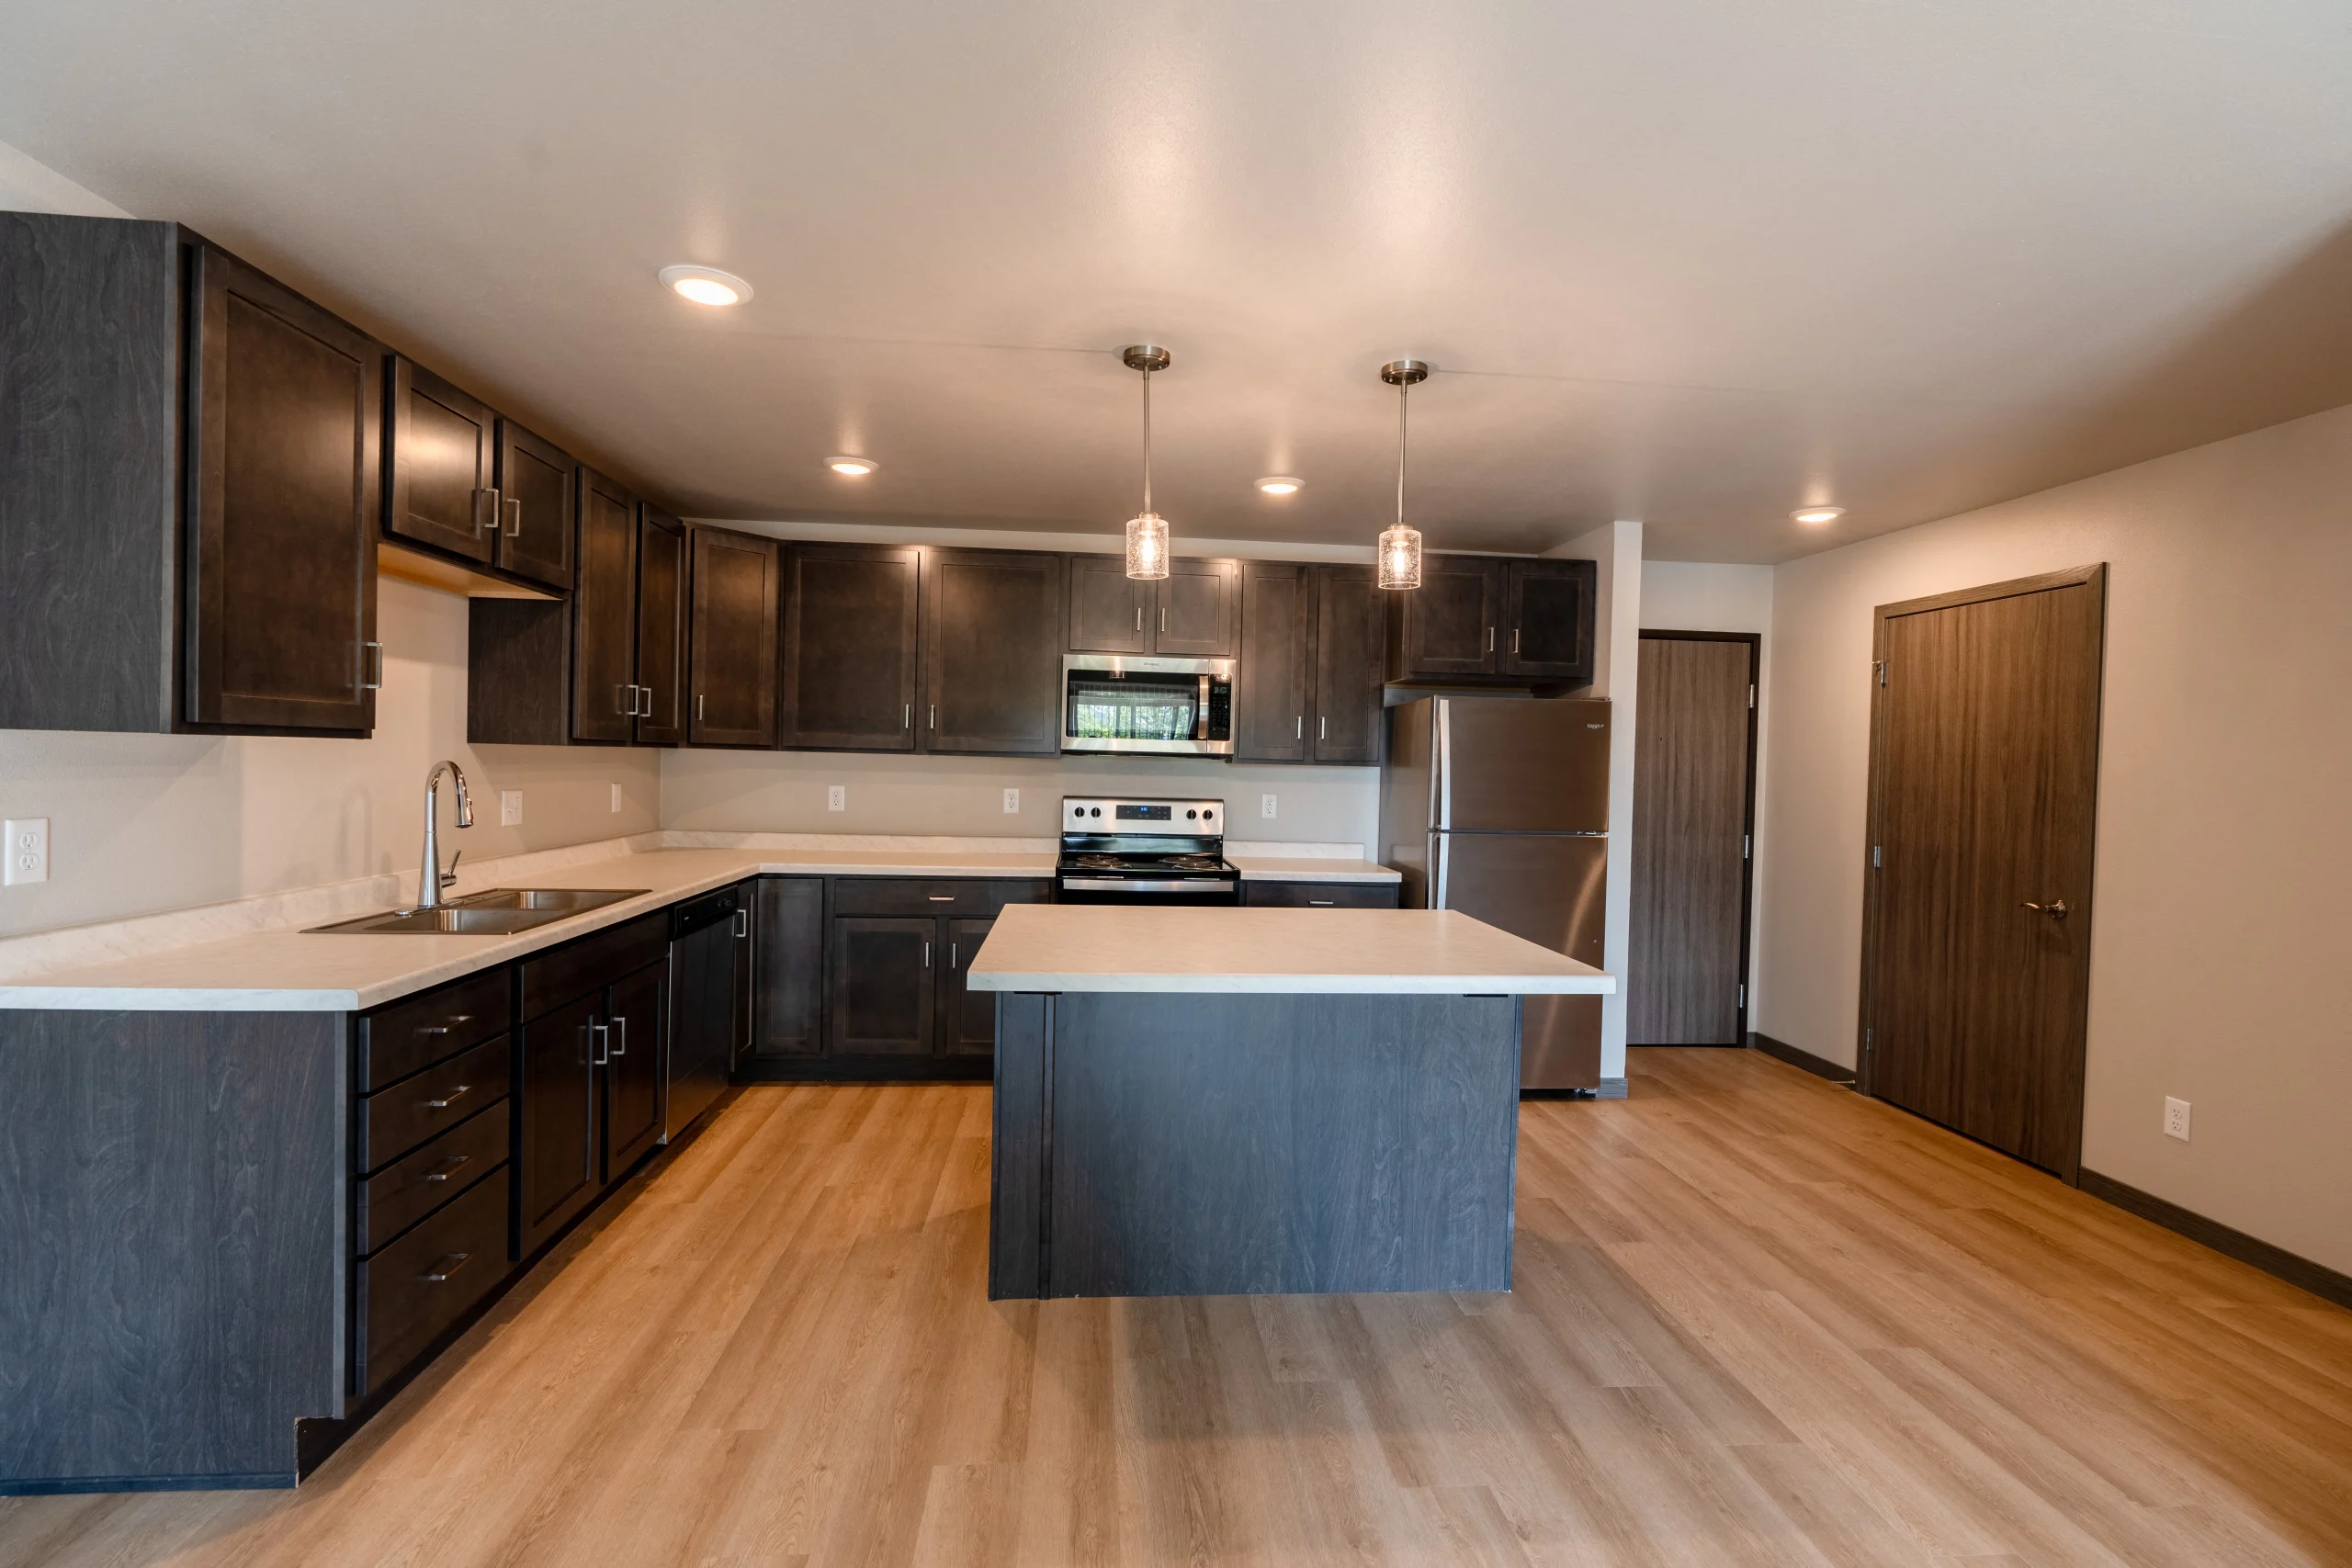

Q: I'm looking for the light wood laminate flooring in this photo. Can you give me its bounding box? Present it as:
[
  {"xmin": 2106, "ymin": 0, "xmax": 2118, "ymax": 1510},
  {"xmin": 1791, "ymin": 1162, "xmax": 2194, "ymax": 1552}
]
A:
[{"xmin": 4, "ymin": 1049, "xmax": 2347, "ymax": 1566}]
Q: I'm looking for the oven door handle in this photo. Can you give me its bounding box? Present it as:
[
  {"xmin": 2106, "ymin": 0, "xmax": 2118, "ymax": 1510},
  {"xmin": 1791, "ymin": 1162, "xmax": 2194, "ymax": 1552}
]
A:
[{"xmin": 1060, "ymin": 877, "xmax": 1238, "ymax": 894}]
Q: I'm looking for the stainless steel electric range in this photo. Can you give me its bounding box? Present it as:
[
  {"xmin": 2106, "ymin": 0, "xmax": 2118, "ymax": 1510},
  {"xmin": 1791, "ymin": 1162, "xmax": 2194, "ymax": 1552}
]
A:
[{"xmin": 1055, "ymin": 795, "xmax": 1241, "ymax": 905}]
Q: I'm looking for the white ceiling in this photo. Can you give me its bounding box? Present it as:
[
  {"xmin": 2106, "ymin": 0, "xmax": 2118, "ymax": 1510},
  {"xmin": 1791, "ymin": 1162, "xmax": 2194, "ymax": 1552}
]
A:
[{"xmin": 7, "ymin": 0, "xmax": 2352, "ymax": 562}]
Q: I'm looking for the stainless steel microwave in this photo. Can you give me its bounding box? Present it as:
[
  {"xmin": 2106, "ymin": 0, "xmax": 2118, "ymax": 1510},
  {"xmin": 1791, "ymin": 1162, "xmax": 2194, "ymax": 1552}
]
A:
[{"xmin": 1061, "ymin": 655, "xmax": 1236, "ymax": 757}]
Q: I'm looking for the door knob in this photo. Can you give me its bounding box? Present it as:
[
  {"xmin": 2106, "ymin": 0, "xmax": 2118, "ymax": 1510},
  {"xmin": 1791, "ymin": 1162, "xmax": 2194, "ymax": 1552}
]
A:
[{"xmin": 2021, "ymin": 899, "xmax": 2069, "ymax": 919}]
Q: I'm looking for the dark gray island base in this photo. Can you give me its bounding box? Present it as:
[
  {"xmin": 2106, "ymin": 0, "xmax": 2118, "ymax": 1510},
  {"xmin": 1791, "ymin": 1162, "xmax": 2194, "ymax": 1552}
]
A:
[{"xmin": 988, "ymin": 991, "xmax": 1521, "ymax": 1299}]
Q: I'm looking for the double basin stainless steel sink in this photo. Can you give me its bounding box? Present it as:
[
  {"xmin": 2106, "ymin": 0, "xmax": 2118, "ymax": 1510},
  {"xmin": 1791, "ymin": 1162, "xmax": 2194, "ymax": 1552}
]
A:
[{"xmin": 306, "ymin": 887, "xmax": 650, "ymax": 936}]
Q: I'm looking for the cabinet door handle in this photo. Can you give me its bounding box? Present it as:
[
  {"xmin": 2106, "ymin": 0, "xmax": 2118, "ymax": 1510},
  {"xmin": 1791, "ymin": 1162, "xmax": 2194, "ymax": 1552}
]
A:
[
  {"xmin": 610, "ymin": 1015, "xmax": 628, "ymax": 1057},
  {"xmin": 617, "ymin": 683, "xmax": 633, "ymax": 716},
  {"xmin": 696, "ymin": 694, "xmax": 705, "ymax": 723},
  {"xmin": 928, "ymin": 895, "xmax": 955, "ymax": 902},
  {"xmin": 424, "ymin": 1083, "xmax": 472, "ymax": 1111},
  {"xmin": 1295, "ymin": 716, "xmax": 1302, "ymax": 739},
  {"xmin": 1486, "ymin": 626, "xmax": 1495, "ymax": 652},
  {"xmin": 360, "ymin": 641, "xmax": 385, "ymax": 691},
  {"xmin": 733, "ymin": 909, "xmax": 748, "ymax": 937},
  {"xmin": 1319, "ymin": 716, "xmax": 1327, "ymax": 740},
  {"xmin": 1159, "ymin": 606, "xmax": 1168, "ymax": 634},
  {"xmin": 923, "ymin": 941, "xmax": 931, "ymax": 968},
  {"xmin": 422, "ymin": 1252, "xmax": 473, "ymax": 1284},
  {"xmin": 903, "ymin": 704, "xmax": 910, "ymax": 728},
  {"xmin": 589, "ymin": 1021, "xmax": 608, "ymax": 1066},
  {"xmin": 424, "ymin": 1153, "xmax": 473, "ymax": 1183},
  {"xmin": 1135, "ymin": 605, "xmax": 1143, "ymax": 633},
  {"xmin": 951, "ymin": 942, "xmax": 958, "ymax": 967},
  {"xmin": 471, "ymin": 487, "xmax": 499, "ymax": 535},
  {"xmin": 1310, "ymin": 899, "xmax": 1335, "ymax": 907},
  {"xmin": 503, "ymin": 496, "xmax": 523, "ymax": 538},
  {"xmin": 1511, "ymin": 628, "xmax": 1520, "ymax": 657}
]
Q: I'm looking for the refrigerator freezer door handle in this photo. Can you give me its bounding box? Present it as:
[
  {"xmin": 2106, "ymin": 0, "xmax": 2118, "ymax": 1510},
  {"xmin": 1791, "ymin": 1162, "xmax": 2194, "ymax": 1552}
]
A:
[
  {"xmin": 1432, "ymin": 699, "xmax": 1452, "ymax": 830},
  {"xmin": 1430, "ymin": 831, "xmax": 1448, "ymax": 908}
]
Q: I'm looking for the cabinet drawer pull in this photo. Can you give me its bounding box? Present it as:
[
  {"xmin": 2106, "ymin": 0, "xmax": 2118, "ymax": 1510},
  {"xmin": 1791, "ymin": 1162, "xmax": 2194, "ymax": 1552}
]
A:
[
  {"xmin": 424, "ymin": 1153, "xmax": 473, "ymax": 1183},
  {"xmin": 422, "ymin": 1252, "xmax": 473, "ymax": 1284},
  {"xmin": 928, "ymin": 895, "xmax": 955, "ymax": 902},
  {"xmin": 413, "ymin": 1014, "xmax": 474, "ymax": 1037},
  {"xmin": 1310, "ymin": 899, "xmax": 1335, "ymax": 907},
  {"xmin": 424, "ymin": 1083, "xmax": 472, "ymax": 1111}
]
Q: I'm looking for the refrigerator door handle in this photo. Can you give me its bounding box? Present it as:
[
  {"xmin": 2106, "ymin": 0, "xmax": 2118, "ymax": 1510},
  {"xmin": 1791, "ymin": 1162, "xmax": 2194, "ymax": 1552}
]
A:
[
  {"xmin": 1430, "ymin": 831, "xmax": 1448, "ymax": 909},
  {"xmin": 1432, "ymin": 698, "xmax": 1452, "ymax": 830}
]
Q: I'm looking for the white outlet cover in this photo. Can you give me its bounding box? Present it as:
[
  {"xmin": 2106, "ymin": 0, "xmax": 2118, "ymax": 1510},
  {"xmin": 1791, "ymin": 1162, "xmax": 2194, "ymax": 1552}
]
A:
[
  {"xmin": 2164, "ymin": 1096, "xmax": 2191, "ymax": 1142},
  {"xmin": 500, "ymin": 790, "xmax": 524, "ymax": 827},
  {"xmin": 3, "ymin": 818, "xmax": 50, "ymax": 886},
  {"xmin": 1002, "ymin": 787, "xmax": 1021, "ymax": 814},
  {"xmin": 609, "ymin": 783, "xmax": 624, "ymax": 814},
  {"xmin": 1261, "ymin": 793, "xmax": 1278, "ymax": 818},
  {"xmin": 827, "ymin": 784, "xmax": 847, "ymax": 812}
]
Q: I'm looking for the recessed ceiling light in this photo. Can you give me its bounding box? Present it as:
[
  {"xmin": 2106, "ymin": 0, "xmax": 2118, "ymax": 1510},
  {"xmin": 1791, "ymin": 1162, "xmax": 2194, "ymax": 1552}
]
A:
[
  {"xmin": 658, "ymin": 265, "xmax": 752, "ymax": 307},
  {"xmin": 1256, "ymin": 477, "xmax": 1303, "ymax": 496},
  {"xmin": 826, "ymin": 456, "xmax": 878, "ymax": 477},
  {"xmin": 1792, "ymin": 505, "xmax": 1845, "ymax": 525}
]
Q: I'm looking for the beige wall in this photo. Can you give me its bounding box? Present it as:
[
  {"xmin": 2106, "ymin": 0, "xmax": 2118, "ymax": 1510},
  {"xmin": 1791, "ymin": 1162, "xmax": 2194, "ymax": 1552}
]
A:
[
  {"xmin": 1757, "ymin": 403, "xmax": 2352, "ymax": 1274},
  {"xmin": 0, "ymin": 579, "xmax": 662, "ymax": 937}
]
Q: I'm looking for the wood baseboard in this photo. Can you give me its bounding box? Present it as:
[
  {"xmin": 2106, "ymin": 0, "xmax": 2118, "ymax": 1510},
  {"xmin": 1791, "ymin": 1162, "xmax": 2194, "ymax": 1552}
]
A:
[
  {"xmin": 1747, "ymin": 1032, "xmax": 1857, "ymax": 1084},
  {"xmin": 2076, "ymin": 1168, "xmax": 2352, "ymax": 1312}
]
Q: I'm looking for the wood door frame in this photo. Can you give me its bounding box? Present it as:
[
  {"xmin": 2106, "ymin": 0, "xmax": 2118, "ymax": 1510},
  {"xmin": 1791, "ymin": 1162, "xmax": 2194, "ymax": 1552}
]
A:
[
  {"xmin": 1856, "ymin": 564, "xmax": 2108, "ymax": 1180},
  {"xmin": 1634, "ymin": 628, "xmax": 1762, "ymax": 1043}
]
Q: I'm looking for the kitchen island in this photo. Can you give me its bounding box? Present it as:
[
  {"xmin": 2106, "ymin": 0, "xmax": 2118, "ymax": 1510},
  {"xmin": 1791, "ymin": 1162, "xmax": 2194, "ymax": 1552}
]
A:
[{"xmin": 969, "ymin": 904, "xmax": 1614, "ymax": 1300}]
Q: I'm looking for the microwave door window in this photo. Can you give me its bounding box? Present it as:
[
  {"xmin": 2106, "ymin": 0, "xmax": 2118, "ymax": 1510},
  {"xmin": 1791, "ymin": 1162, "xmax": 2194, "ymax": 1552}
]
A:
[{"xmin": 1069, "ymin": 676, "xmax": 1199, "ymax": 741}]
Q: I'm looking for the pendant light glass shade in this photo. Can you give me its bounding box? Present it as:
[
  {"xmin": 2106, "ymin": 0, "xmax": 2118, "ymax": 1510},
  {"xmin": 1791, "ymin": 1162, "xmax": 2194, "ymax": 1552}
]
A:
[
  {"xmin": 1121, "ymin": 344, "xmax": 1173, "ymax": 580},
  {"xmin": 1376, "ymin": 358, "xmax": 1430, "ymax": 590},
  {"xmin": 1377, "ymin": 522, "xmax": 1423, "ymax": 590},
  {"xmin": 1125, "ymin": 512, "xmax": 1170, "ymax": 580}
]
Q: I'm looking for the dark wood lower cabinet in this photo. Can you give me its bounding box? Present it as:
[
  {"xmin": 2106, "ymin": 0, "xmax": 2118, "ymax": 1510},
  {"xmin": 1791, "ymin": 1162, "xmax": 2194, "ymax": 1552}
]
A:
[
  {"xmin": 601, "ymin": 962, "xmax": 667, "ymax": 1180},
  {"xmin": 941, "ymin": 917, "xmax": 1001, "ymax": 1055},
  {"xmin": 750, "ymin": 877, "xmax": 823, "ymax": 1057},
  {"xmin": 829, "ymin": 917, "xmax": 936, "ymax": 1055},
  {"xmin": 516, "ymin": 990, "xmax": 602, "ymax": 1258},
  {"xmin": 1241, "ymin": 879, "xmax": 1401, "ymax": 908}
]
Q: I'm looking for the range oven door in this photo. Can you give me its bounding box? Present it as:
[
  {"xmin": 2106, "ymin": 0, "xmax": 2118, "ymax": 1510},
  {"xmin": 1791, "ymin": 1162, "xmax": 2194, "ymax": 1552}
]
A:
[
  {"xmin": 1062, "ymin": 655, "xmax": 1235, "ymax": 756},
  {"xmin": 1056, "ymin": 874, "xmax": 1243, "ymax": 906}
]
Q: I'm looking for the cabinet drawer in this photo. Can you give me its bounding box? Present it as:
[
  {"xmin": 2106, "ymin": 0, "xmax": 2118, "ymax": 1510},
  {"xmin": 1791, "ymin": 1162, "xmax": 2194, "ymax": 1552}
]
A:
[
  {"xmin": 356, "ymin": 1168, "xmax": 511, "ymax": 1395},
  {"xmin": 358, "ymin": 967, "xmax": 513, "ymax": 1091},
  {"xmin": 1243, "ymin": 880, "xmax": 1401, "ymax": 908},
  {"xmin": 831, "ymin": 878, "xmax": 1052, "ymax": 917},
  {"xmin": 357, "ymin": 1035, "xmax": 512, "ymax": 1174},
  {"xmin": 356, "ymin": 1100, "xmax": 511, "ymax": 1256},
  {"xmin": 519, "ymin": 910, "xmax": 668, "ymax": 1021}
]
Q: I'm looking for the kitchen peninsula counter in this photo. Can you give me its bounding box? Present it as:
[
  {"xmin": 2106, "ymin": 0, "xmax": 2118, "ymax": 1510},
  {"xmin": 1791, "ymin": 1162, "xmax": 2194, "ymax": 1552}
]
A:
[{"xmin": 971, "ymin": 904, "xmax": 1613, "ymax": 1301}]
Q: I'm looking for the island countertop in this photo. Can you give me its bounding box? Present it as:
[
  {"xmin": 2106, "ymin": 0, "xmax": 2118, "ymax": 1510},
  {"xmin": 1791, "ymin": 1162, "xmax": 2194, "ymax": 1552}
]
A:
[{"xmin": 967, "ymin": 904, "xmax": 1615, "ymax": 995}]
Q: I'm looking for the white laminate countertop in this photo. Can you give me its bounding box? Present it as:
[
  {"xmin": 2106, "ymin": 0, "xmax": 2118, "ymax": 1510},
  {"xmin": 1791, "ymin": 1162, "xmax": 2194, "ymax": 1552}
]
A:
[
  {"xmin": 966, "ymin": 905, "xmax": 1615, "ymax": 995},
  {"xmin": 0, "ymin": 838, "xmax": 1399, "ymax": 1012}
]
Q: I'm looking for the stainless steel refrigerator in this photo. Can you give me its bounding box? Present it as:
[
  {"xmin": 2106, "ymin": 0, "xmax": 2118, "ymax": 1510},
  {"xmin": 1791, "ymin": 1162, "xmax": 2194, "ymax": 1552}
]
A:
[{"xmin": 1380, "ymin": 695, "xmax": 1611, "ymax": 1090}]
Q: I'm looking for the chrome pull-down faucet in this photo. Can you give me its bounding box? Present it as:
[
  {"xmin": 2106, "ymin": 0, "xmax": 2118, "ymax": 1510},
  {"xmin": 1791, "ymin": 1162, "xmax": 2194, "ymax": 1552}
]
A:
[{"xmin": 418, "ymin": 760, "xmax": 475, "ymax": 911}]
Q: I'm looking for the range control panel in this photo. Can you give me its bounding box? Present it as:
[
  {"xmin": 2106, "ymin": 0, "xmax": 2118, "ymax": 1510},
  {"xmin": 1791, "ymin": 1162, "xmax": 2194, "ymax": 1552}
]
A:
[{"xmin": 1062, "ymin": 796, "xmax": 1223, "ymax": 829}]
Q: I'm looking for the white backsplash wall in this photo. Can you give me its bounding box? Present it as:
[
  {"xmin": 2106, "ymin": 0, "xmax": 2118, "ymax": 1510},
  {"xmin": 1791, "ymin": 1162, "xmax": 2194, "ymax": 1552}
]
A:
[
  {"xmin": 0, "ymin": 578, "xmax": 662, "ymax": 939},
  {"xmin": 662, "ymin": 748, "xmax": 1380, "ymax": 852}
]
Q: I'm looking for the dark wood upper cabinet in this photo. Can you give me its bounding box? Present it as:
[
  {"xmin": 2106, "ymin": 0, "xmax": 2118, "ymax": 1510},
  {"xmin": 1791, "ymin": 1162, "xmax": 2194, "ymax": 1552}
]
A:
[
  {"xmin": 922, "ymin": 548, "xmax": 1065, "ymax": 756},
  {"xmin": 1155, "ymin": 558, "xmax": 1239, "ymax": 656},
  {"xmin": 384, "ymin": 357, "xmax": 495, "ymax": 564},
  {"xmin": 570, "ymin": 468, "xmax": 639, "ymax": 744},
  {"xmin": 1069, "ymin": 555, "xmax": 1236, "ymax": 656},
  {"xmin": 1235, "ymin": 561, "xmax": 1309, "ymax": 762},
  {"xmin": 186, "ymin": 242, "xmax": 382, "ymax": 734},
  {"xmin": 1068, "ymin": 555, "xmax": 1151, "ymax": 653},
  {"xmin": 1390, "ymin": 556, "xmax": 1502, "ymax": 679},
  {"xmin": 634, "ymin": 506, "xmax": 687, "ymax": 746},
  {"xmin": 1501, "ymin": 558, "xmax": 1597, "ymax": 682},
  {"xmin": 780, "ymin": 543, "xmax": 921, "ymax": 750},
  {"xmin": 687, "ymin": 526, "xmax": 780, "ymax": 748},
  {"xmin": 492, "ymin": 421, "xmax": 575, "ymax": 591},
  {"xmin": 1310, "ymin": 564, "xmax": 1385, "ymax": 765}
]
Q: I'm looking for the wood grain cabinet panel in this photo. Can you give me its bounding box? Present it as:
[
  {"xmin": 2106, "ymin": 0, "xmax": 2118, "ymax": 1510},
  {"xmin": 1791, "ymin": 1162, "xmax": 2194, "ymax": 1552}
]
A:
[
  {"xmin": 492, "ymin": 421, "xmax": 575, "ymax": 591},
  {"xmin": 1235, "ymin": 561, "xmax": 1309, "ymax": 762},
  {"xmin": 634, "ymin": 506, "xmax": 687, "ymax": 745},
  {"xmin": 781, "ymin": 543, "xmax": 921, "ymax": 750},
  {"xmin": 940, "ymin": 917, "xmax": 1000, "ymax": 1055},
  {"xmin": 1389, "ymin": 556, "xmax": 1501, "ymax": 679},
  {"xmin": 571, "ymin": 468, "xmax": 639, "ymax": 744},
  {"xmin": 751, "ymin": 877, "xmax": 824, "ymax": 1056},
  {"xmin": 1309, "ymin": 564, "xmax": 1385, "ymax": 764},
  {"xmin": 1068, "ymin": 555, "xmax": 1152, "ymax": 652},
  {"xmin": 1154, "ymin": 558, "xmax": 1239, "ymax": 656},
  {"xmin": 385, "ymin": 357, "xmax": 495, "ymax": 563},
  {"xmin": 601, "ymin": 962, "xmax": 666, "ymax": 1181},
  {"xmin": 922, "ymin": 547, "xmax": 1064, "ymax": 755},
  {"xmin": 187, "ymin": 242, "xmax": 382, "ymax": 733},
  {"xmin": 1501, "ymin": 558, "xmax": 1596, "ymax": 682},
  {"xmin": 829, "ymin": 916, "xmax": 936, "ymax": 1055},
  {"xmin": 516, "ymin": 990, "xmax": 602, "ymax": 1258},
  {"xmin": 688, "ymin": 526, "xmax": 780, "ymax": 747}
]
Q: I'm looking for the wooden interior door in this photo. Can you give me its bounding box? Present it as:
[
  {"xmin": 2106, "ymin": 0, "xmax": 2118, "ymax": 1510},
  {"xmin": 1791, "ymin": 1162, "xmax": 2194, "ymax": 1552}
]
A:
[
  {"xmin": 1628, "ymin": 633, "xmax": 1757, "ymax": 1044},
  {"xmin": 1860, "ymin": 567, "xmax": 2106, "ymax": 1179}
]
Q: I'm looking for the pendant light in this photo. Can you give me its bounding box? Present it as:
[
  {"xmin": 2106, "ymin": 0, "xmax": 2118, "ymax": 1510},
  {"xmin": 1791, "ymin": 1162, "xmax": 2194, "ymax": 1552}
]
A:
[
  {"xmin": 1377, "ymin": 358, "xmax": 1430, "ymax": 589},
  {"xmin": 1121, "ymin": 344, "xmax": 1172, "ymax": 580}
]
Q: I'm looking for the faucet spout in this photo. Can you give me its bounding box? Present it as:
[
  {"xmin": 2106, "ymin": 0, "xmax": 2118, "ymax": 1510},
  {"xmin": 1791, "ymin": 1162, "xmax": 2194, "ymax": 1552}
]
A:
[{"xmin": 419, "ymin": 760, "xmax": 472, "ymax": 910}]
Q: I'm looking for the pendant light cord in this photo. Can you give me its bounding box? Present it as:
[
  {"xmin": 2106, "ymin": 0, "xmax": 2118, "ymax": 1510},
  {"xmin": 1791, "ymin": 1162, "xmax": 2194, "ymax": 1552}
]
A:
[
  {"xmin": 1142, "ymin": 366, "xmax": 1153, "ymax": 515},
  {"xmin": 1396, "ymin": 378, "xmax": 1408, "ymax": 528}
]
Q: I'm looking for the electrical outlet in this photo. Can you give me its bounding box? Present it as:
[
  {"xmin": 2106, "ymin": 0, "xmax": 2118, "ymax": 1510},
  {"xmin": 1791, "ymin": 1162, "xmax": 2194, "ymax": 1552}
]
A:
[
  {"xmin": 2164, "ymin": 1097, "xmax": 2191, "ymax": 1142},
  {"xmin": 609, "ymin": 783, "xmax": 623, "ymax": 814},
  {"xmin": 827, "ymin": 784, "xmax": 847, "ymax": 813},
  {"xmin": 1261, "ymin": 793, "xmax": 1278, "ymax": 819},
  {"xmin": 499, "ymin": 790, "xmax": 524, "ymax": 827},
  {"xmin": 4, "ymin": 818, "xmax": 50, "ymax": 886},
  {"xmin": 1002, "ymin": 788, "xmax": 1020, "ymax": 815}
]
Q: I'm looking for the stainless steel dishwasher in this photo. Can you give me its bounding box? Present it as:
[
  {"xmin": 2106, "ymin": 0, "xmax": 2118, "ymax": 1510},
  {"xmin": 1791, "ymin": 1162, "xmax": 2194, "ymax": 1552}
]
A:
[{"xmin": 666, "ymin": 886, "xmax": 742, "ymax": 1139}]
